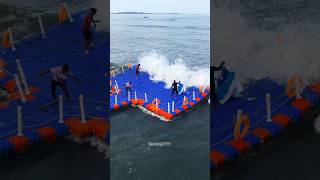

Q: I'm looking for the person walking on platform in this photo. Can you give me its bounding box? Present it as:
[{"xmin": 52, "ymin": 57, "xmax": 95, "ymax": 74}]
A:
[
  {"xmin": 39, "ymin": 64, "xmax": 80, "ymax": 101},
  {"xmin": 136, "ymin": 64, "xmax": 141, "ymax": 79},
  {"xmin": 171, "ymin": 80, "xmax": 179, "ymax": 95},
  {"xmin": 82, "ymin": 8, "xmax": 100, "ymax": 55},
  {"xmin": 125, "ymin": 82, "xmax": 133, "ymax": 94}
]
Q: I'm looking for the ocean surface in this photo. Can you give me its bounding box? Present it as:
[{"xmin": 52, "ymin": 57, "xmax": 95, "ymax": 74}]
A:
[
  {"xmin": 213, "ymin": 0, "xmax": 320, "ymax": 179},
  {"xmin": 110, "ymin": 13, "xmax": 210, "ymax": 180},
  {"xmin": 0, "ymin": 1, "xmax": 108, "ymax": 180}
]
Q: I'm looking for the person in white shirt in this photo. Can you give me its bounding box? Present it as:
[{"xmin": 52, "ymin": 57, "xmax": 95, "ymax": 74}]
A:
[{"xmin": 39, "ymin": 64, "xmax": 79, "ymax": 101}]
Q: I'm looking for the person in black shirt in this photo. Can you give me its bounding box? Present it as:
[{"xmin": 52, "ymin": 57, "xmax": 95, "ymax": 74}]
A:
[
  {"xmin": 171, "ymin": 80, "xmax": 179, "ymax": 95},
  {"xmin": 213, "ymin": 61, "xmax": 225, "ymax": 99}
]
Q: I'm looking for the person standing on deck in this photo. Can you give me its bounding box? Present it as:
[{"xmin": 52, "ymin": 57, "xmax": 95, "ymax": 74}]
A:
[
  {"xmin": 136, "ymin": 64, "xmax": 141, "ymax": 79},
  {"xmin": 125, "ymin": 82, "xmax": 133, "ymax": 94},
  {"xmin": 39, "ymin": 64, "xmax": 80, "ymax": 101},
  {"xmin": 171, "ymin": 80, "xmax": 179, "ymax": 95},
  {"xmin": 82, "ymin": 8, "xmax": 100, "ymax": 55}
]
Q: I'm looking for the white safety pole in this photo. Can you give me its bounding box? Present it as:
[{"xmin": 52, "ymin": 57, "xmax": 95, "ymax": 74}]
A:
[
  {"xmin": 62, "ymin": 2, "xmax": 74, "ymax": 22},
  {"xmin": 172, "ymin": 101, "xmax": 175, "ymax": 112},
  {"xmin": 16, "ymin": 59, "xmax": 31, "ymax": 95},
  {"xmin": 8, "ymin": 27, "xmax": 16, "ymax": 51},
  {"xmin": 121, "ymin": 66, "xmax": 124, "ymax": 74},
  {"xmin": 134, "ymin": 91, "xmax": 137, "ymax": 101},
  {"xmin": 79, "ymin": 95, "xmax": 86, "ymax": 123},
  {"xmin": 266, "ymin": 93, "xmax": 272, "ymax": 122},
  {"xmin": 168, "ymin": 102, "xmax": 170, "ymax": 114},
  {"xmin": 115, "ymin": 94, "xmax": 118, "ymax": 105},
  {"xmin": 193, "ymin": 91, "xmax": 195, "ymax": 100},
  {"xmin": 183, "ymin": 96, "xmax": 186, "ymax": 106},
  {"xmin": 59, "ymin": 95, "xmax": 64, "ymax": 123},
  {"xmin": 14, "ymin": 74, "xmax": 26, "ymax": 103},
  {"xmin": 295, "ymin": 77, "xmax": 301, "ymax": 99},
  {"xmin": 128, "ymin": 91, "xmax": 131, "ymax": 101},
  {"xmin": 144, "ymin": 93, "xmax": 148, "ymax": 102},
  {"xmin": 38, "ymin": 16, "xmax": 46, "ymax": 39},
  {"xmin": 237, "ymin": 109, "xmax": 242, "ymax": 122},
  {"xmin": 155, "ymin": 98, "xmax": 159, "ymax": 109},
  {"xmin": 17, "ymin": 106, "xmax": 23, "ymax": 136}
]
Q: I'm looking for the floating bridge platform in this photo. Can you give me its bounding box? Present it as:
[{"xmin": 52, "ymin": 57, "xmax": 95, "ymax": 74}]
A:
[{"xmin": 0, "ymin": 9, "xmax": 109, "ymax": 156}]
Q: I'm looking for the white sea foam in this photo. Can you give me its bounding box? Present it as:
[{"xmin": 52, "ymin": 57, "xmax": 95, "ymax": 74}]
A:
[
  {"xmin": 138, "ymin": 51, "xmax": 210, "ymax": 88},
  {"xmin": 213, "ymin": 6, "xmax": 320, "ymax": 85}
]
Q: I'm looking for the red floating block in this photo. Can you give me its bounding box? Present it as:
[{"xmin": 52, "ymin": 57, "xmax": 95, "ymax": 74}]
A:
[
  {"xmin": 182, "ymin": 105, "xmax": 189, "ymax": 111},
  {"xmin": 189, "ymin": 102, "xmax": 195, "ymax": 106},
  {"xmin": 137, "ymin": 98, "xmax": 145, "ymax": 105},
  {"xmin": 9, "ymin": 91, "xmax": 20, "ymax": 100},
  {"xmin": 272, "ymin": 113, "xmax": 291, "ymax": 128},
  {"xmin": 131, "ymin": 99, "xmax": 139, "ymax": 105},
  {"xmin": 227, "ymin": 139, "xmax": 251, "ymax": 153},
  {"xmin": 157, "ymin": 109, "xmax": 174, "ymax": 120},
  {"xmin": 65, "ymin": 118, "xmax": 92, "ymax": 138},
  {"xmin": 121, "ymin": 101, "xmax": 128, "ymax": 107},
  {"xmin": 174, "ymin": 109, "xmax": 181, "ymax": 115},
  {"xmin": 37, "ymin": 127, "xmax": 56, "ymax": 144},
  {"xmin": 87, "ymin": 117, "xmax": 109, "ymax": 139},
  {"xmin": 9, "ymin": 135, "xmax": 28, "ymax": 153},
  {"xmin": 195, "ymin": 97, "xmax": 201, "ymax": 102},
  {"xmin": 291, "ymin": 98, "xmax": 311, "ymax": 112},
  {"xmin": 113, "ymin": 104, "xmax": 120, "ymax": 110},
  {"xmin": 211, "ymin": 150, "xmax": 226, "ymax": 167},
  {"xmin": 201, "ymin": 93, "xmax": 207, "ymax": 97},
  {"xmin": 252, "ymin": 128, "xmax": 271, "ymax": 141},
  {"xmin": 5, "ymin": 79, "xmax": 16, "ymax": 92}
]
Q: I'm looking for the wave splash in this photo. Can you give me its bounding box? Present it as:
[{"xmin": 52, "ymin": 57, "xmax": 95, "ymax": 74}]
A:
[{"xmin": 138, "ymin": 51, "xmax": 210, "ymax": 88}]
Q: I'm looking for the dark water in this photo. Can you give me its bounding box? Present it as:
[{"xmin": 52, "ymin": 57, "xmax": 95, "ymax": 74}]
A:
[
  {"xmin": 0, "ymin": 140, "xmax": 108, "ymax": 180},
  {"xmin": 111, "ymin": 105, "xmax": 210, "ymax": 180},
  {"xmin": 213, "ymin": 116, "xmax": 320, "ymax": 180}
]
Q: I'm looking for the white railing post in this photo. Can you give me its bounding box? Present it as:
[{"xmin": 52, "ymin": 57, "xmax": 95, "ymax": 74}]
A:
[
  {"xmin": 8, "ymin": 27, "xmax": 16, "ymax": 51},
  {"xmin": 17, "ymin": 106, "xmax": 23, "ymax": 136},
  {"xmin": 128, "ymin": 91, "xmax": 131, "ymax": 101},
  {"xmin": 16, "ymin": 59, "xmax": 31, "ymax": 95},
  {"xmin": 155, "ymin": 98, "xmax": 159, "ymax": 109},
  {"xmin": 266, "ymin": 93, "xmax": 272, "ymax": 122},
  {"xmin": 144, "ymin": 93, "xmax": 148, "ymax": 102},
  {"xmin": 168, "ymin": 102, "xmax": 170, "ymax": 114},
  {"xmin": 14, "ymin": 74, "xmax": 26, "ymax": 103},
  {"xmin": 115, "ymin": 94, "xmax": 118, "ymax": 105},
  {"xmin": 134, "ymin": 91, "xmax": 137, "ymax": 101},
  {"xmin": 38, "ymin": 16, "xmax": 46, "ymax": 39},
  {"xmin": 295, "ymin": 77, "xmax": 301, "ymax": 99},
  {"xmin": 193, "ymin": 91, "xmax": 195, "ymax": 100},
  {"xmin": 59, "ymin": 95, "xmax": 64, "ymax": 123},
  {"xmin": 172, "ymin": 101, "xmax": 175, "ymax": 112},
  {"xmin": 121, "ymin": 66, "xmax": 124, "ymax": 74},
  {"xmin": 237, "ymin": 109, "xmax": 242, "ymax": 122},
  {"xmin": 79, "ymin": 95, "xmax": 86, "ymax": 123},
  {"xmin": 62, "ymin": 2, "xmax": 74, "ymax": 22}
]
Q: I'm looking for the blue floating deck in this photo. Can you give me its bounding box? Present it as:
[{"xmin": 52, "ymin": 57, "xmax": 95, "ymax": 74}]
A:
[
  {"xmin": 211, "ymin": 78, "xmax": 320, "ymax": 172},
  {"xmin": 0, "ymin": 10, "xmax": 109, "ymax": 155},
  {"xmin": 110, "ymin": 66, "xmax": 209, "ymax": 121}
]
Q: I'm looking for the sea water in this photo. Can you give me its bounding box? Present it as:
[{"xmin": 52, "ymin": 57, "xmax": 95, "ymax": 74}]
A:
[{"xmin": 110, "ymin": 13, "xmax": 210, "ymax": 180}]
